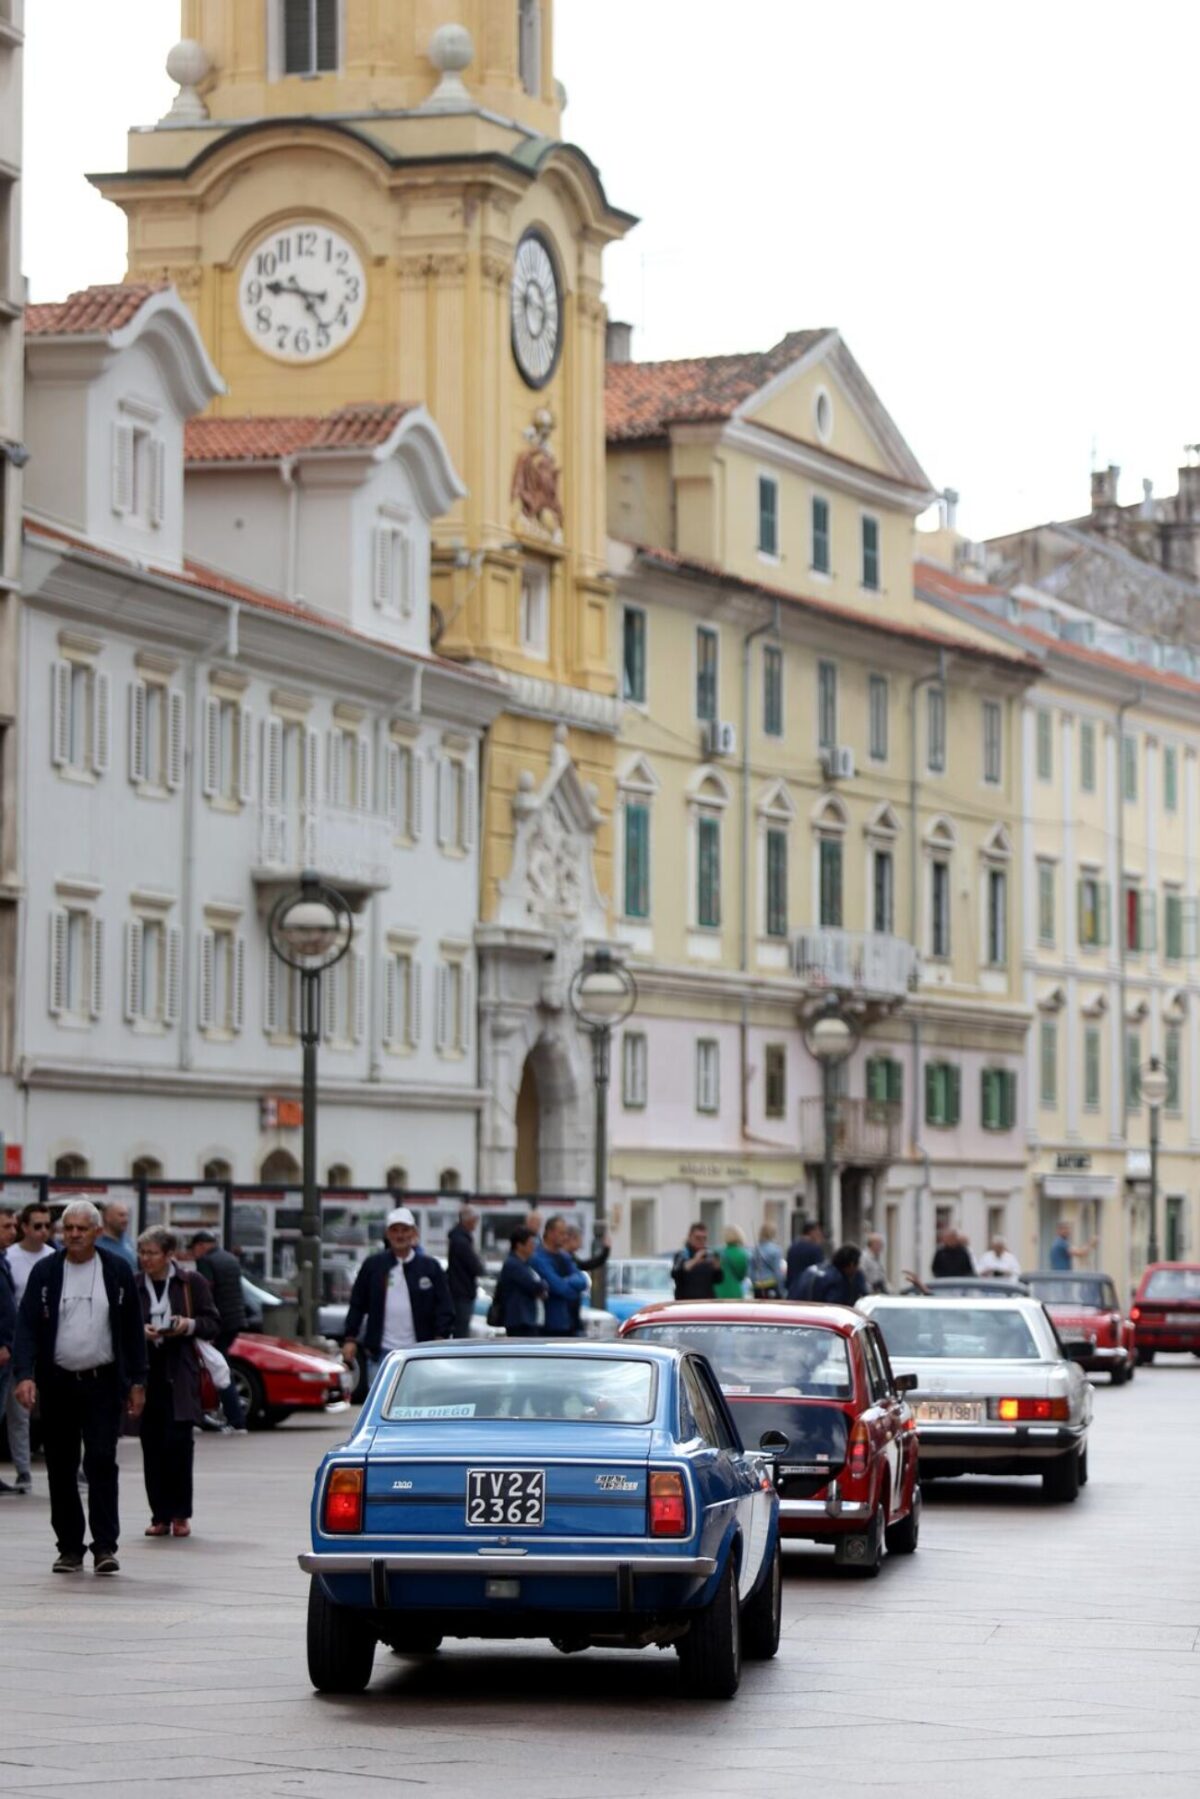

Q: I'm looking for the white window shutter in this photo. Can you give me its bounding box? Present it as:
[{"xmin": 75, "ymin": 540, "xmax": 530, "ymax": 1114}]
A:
[
  {"xmin": 436, "ymin": 758, "xmax": 452, "ymax": 847},
  {"xmin": 356, "ymin": 735, "xmax": 371, "ymax": 811},
  {"xmin": 352, "ymin": 948, "xmax": 366, "ymax": 1043},
  {"xmin": 167, "ymin": 689, "xmax": 185, "ymax": 790},
  {"xmin": 198, "ymin": 930, "xmax": 214, "ymax": 1030},
  {"xmin": 264, "ymin": 716, "xmax": 283, "ymax": 808},
  {"xmin": 202, "ymin": 697, "xmax": 220, "ymax": 797},
  {"xmin": 305, "ymin": 727, "xmax": 320, "ymax": 811},
  {"xmin": 384, "ymin": 956, "xmax": 398, "ymax": 1047},
  {"xmin": 150, "ymin": 437, "xmax": 166, "ymax": 527},
  {"xmin": 458, "ymin": 963, "xmax": 472, "ymax": 1052},
  {"xmin": 89, "ymin": 916, "xmax": 104, "ymax": 1019},
  {"xmin": 385, "ymin": 743, "xmax": 400, "ymax": 830},
  {"xmin": 372, "ymin": 526, "xmax": 390, "ymax": 609},
  {"xmin": 92, "ymin": 672, "xmax": 111, "ymax": 774},
  {"xmin": 233, "ymin": 934, "xmax": 246, "ymax": 1032},
  {"xmin": 164, "ymin": 926, "xmax": 181, "ymax": 1025},
  {"xmin": 323, "ymin": 959, "xmax": 341, "ymax": 1043},
  {"xmin": 462, "ymin": 766, "xmax": 477, "ymax": 852},
  {"xmin": 111, "ymin": 423, "xmax": 134, "ymax": 515},
  {"xmin": 411, "ymin": 754, "xmax": 424, "ymax": 841},
  {"xmin": 327, "ymin": 730, "xmax": 343, "ymax": 807},
  {"xmin": 410, "ymin": 961, "xmax": 422, "ymax": 1046},
  {"xmin": 124, "ymin": 919, "xmax": 143, "ymax": 1021},
  {"xmin": 128, "ymin": 681, "xmax": 147, "ymax": 785},
  {"xmin": 48, "ymin": 909, "xmax": 68, "ymax": 1015},
  {"xmin": 238, "ymin": 707, "xmax": 254, "ymax": 803},
  {"xmin": 265, "ymin": 951, "xmax": 280, "ymax": 1036},
  {"xmin": 51, "ymin": 661, "xmax": 70, "ymax": 766},
  {"xmin": 435, "ymin": 964, "xmax": 450, "ymax": 1052}
]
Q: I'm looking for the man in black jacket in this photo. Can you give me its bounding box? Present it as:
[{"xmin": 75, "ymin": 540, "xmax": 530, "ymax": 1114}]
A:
[
  {"xmin": 13, "ymin": 1198, "xmax": 147, "ymax": 1574},
  {"xmin": 446, "ymin": 1206, "xmax": 485, "ymax": 1339},
  {"xmin": 189, "ymin": 1231, "xmax": 249, "ymax": 1430},
  {"xmin": 342, "ymin": 1207, "xmax": 453, "ymax": 1387},
  {"xmin": 0, "ymin": 1204, "xmax": 17, "ymax": 1493}
]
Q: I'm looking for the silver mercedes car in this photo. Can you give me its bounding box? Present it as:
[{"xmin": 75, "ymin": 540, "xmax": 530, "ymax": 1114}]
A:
[{"xmin": 859, "ymin": 1296, "xmax": 1093, "ymax": 1502}]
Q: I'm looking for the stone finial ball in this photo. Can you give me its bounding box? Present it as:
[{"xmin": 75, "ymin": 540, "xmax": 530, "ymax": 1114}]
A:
[
  {"xmin": 166, "ymin": 38, "xmax": 211, "ymax": 89},
  {"xmin": 429, "ymin": 23, "xmax": 475, "ymax": 74}
]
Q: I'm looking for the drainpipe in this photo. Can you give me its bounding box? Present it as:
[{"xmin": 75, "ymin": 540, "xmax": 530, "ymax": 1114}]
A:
[
  {"xmin": 1115, "ymin": 688, "xmax": 1142, "ymax": 1118},
  {"xmin": 908, "ymin": 649, "xmax": 947, "ymax": 1277},
  {"xmin": 280, "ymin": 456, "xmax": 299, "ymax": 603},
  {"xmin": 739, "ymin": 600, "xmax": 781, "ymax": 1135}
]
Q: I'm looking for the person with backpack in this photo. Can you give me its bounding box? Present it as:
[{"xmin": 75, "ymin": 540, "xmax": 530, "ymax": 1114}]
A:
[{"xmin": 490, "ymin": 1228, "xmax": 548, "ymax": 1337}]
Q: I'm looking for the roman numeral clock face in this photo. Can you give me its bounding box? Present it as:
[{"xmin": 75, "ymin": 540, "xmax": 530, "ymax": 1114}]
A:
[
  {"xmin": 238, "ymin": 224, "xmax": 367, "ymax": 363},
  {"xmin": 511, "ymin": 230, "xmax": 562, "ymax": 388}
]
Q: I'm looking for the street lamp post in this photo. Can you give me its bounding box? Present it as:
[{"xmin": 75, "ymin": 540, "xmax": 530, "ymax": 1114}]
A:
[
  {"xmin": 568, "ymin": 947, "xmax": 637, "ymax": 1311},
  {"xmin": 267, "ymin": 871, "xmax": 352, "ymax": 1342},
  {"xmin": 804, "ymin": 1002, "xmax": 860, "ymax": 1240},
  {"xmin": 1140, "ymin": 1055, "xmax": 1170, "ymax": 1268}
]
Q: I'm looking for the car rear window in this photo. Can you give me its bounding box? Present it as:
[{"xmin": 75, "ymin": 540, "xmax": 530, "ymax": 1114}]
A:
[
  {"xmin": 1026, "ymin": 1277, "xmax": 1107, "ymax": 1308},
  {"xmin": 383, "ymin": 1355, "xmax": 656, "ymax": 1423},
  {"xmin": 729, "ymin": 1400, "xmax": 850, "ymax": 1462},
  {"xmin": 1143, "ymin": 1268, "xmax": 1200, "ymax": 1301},
  {"xmin": 626, "ymin": 1322, "xmax": 852, "ymax": 1399},
  {"xmin": 871, "ymin": 1306, "xmax": 1041, "ymax": 1360}
]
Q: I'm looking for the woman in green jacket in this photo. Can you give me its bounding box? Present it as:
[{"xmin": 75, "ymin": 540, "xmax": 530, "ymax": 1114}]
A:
[{"xmin": 715, "ymin": 1225, "xmax": 749, "ymax": 1299}]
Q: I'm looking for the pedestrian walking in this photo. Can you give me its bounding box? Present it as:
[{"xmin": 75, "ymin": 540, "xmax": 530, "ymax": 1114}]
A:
[
  {"xmin": 531, "ymin": 1215, "xmax": 589, "ymax": 1336},
  {"xmin": 0, "ymin": 1204, "xmax": 18, "ymax": 1494},
  {"xmin": 860, "ymin": 1232, "xmax": 890, "ymax": 1294},
  {"xmin": 748, "ymin": 1222, "xmax": 785, "ymax": 1299},
  {"xmin": 447, "ymin": 1206, "xmax": 486, "ymax": 1339},
  {"xmin": 671, "ymin": 1223, "xmax": 722, "ymax": 1300},
  {"xmin": 98, "ymin": 1202, "xmax": 137, "ymax": 1269},
  {"xmin": 715, "ymin": 1225, "xmax": 750, "ymax": 1298},
  {"xmin": 341, "ymin": 1206, "xmax": 454, "ymax": 1387},
  {"xmin": 5, "ymin": 1201, "xmax": 56, "ymax": 1496},
  {"xmin": 136, "ymin": 1228, "xmax": 220, "ymax": 1539},
  {"xmin": 188, "ymin": 1229, "xmax": 249, "ymax": 1431},
  {"xmin": 811, "ymin": 1243, "xmax": 869, "ymax": 1306},
  {"xmin": 786, "ymin": 1220, "xmax": 825, "ymax": 1298},
  {"xmin": 493, "ymin": 1228, "xmax": 548, "ymax": 1336},
  {"xmin": 12, "ymin": 1198, "xmax": 147, "ymax": 1575}
]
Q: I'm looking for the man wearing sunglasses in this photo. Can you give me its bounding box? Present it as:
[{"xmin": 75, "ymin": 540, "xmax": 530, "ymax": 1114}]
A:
[{"xmin": 3, "ymin": 1205, "xmax": 55, "ymax": 1495}]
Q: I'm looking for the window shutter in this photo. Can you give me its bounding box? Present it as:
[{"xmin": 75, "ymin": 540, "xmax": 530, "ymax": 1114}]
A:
[
  {"xmin": 1143, "ymin": 889, "xmax": 1158, "ymax": 954},
  {"xmin": 202, "ymin": 697, "xmax": 220, "ymax": 797},
  {"xmin": 124, "ymin": 918, "xmax": 143, "ymax": 1021},
  {"xmin": 410, "ymin": 754, "xmax": 424, "ymax": 840},
  {"xmin": 304, "ymin": 727, "xmax": 320, "ymax": 811},
  {"xmin": 49, "ymin": 908, "xmax": 68, "ymax": 1015},
  {"xmin": 51, "ymin": 661, "xmax": 71, "ymax": 766},
  {"xmin": 356, "ymin": 735, "xmax": 371, "ymax": 811},
  {"xmin": 238, "ymin": 707, "xmax": 254, "ymax": 803},
  {"xmin": 265, "ymin": 951, "xmax": 281, "ymax": 1036},
  {"xmin": 462, "ymin": 767, "xmax": 477, "ymax": 852},
  {"xmin": 436, "ymin": 758, "xmax": 452, "ymax": 848},
  {"xmin": 1099, "ymin": 881, "xmax": 1111, "ymax": 948},
  {"xmin": 458, "ymin": 964, "xmax": 472, "ymax": 1051},
  {"xmin": 1077, "ymin": 879, "xmax": 1087, "ymax": 946},
  {"xmin": 264, "ymin": 716, "xmax": 283, "ymax": 808},
  {"xmin": 887, "ymin": 1058, "xmax": 904, "ymax": 1106},
  {"xmin": 164, "ymin": 926, "xmax": 181, "ymax": 1025},
  {"xmin": 111, "ymin": 422, "xmax": 134, "ymax": 515},
  {"xmin": 89, "ymin": 915, "xmax": 104, "ymax": 1019},
  {"xmin": 128, "ymin": 681, "xmax": 147, "ymax": 784},
  {"xmin": 981, "ymin": 1069, "xmax": 996, "ymax": 1131},
  {"xmin": 948, "ymin": 1062, "xmax": 961, "ymax": 1126},
  {"xmin": 1003, "ymin": 1069, "xmax": 1017, "ymax": 1130},
  {"xmin": 327, "ymin": 729, "xmax": 343, "ymax": 807},
  {"xmin": 384, "ymin": 956, "xmax": 398, "ymax": 1047},
  {"xmin": 385, "ymin": 743, "xmax": 401, "ymax": 830},
  {"xmin": 92, "ymin": 672, "xmax": 111, "ymax": 774},
  {"xmin": 232, "ymin": 934, "xmax": 246, "ymax": 1032},
  {"xmin": 410, "ymin": 961, "xmax": 422, "ymax": 1045},
  {"xmin": 1185, "ymin": 897, "xmax": 1199, "ymax": 960},
  {"xmin": 352, "ymin": 948, "xmax": 366, "ymax": 1043},
  {"xmin": 435, "ymin": 964, "xmax": 450, "ymax": 1052},
  {"xmin": 149, "ymin": 436, "xmax": 166, "ymax": 527},
  {"xmin": 323, "ymin": 959, "xmax": 341, "ymax": 1044},
  {"xmin": 924, "ymin": 1062, "xmax": 939, "ymax": 1126},
  {"xmin": 372, "ymin": 526, "xmax": 391, "ymax": 609},
  {"xmin": 198, "ymin": 929, "xmax": 214, "ymax": 1030},
  {"xmin": 167, "ymin": 689, "xmax": 185, "ymax": 790}
]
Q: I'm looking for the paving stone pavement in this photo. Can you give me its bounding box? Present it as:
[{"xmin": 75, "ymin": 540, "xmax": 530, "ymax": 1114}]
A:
[{"xmin": 1, "ymin": 1361, "xmax": 1198, "ymax": 1797}]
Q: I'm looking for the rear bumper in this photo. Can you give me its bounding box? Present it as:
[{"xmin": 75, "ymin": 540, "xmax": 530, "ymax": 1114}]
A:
[
  {"xmin": 1080, "ymin": 1345, "xmax": 1129, "ymax": 1368},
  {"xmin": 299, "ymin": 1551, "xmax": 716, "ymax": 1577},
  {"xmin": 918, "ymin": 1423, "xmax": 1083, "ymax": 1464}
]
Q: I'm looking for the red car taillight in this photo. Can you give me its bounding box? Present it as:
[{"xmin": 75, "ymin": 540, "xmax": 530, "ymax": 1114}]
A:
[
  {"xmin": 648, "ymin": 1471, "xmax": 687, "ymax": 1537},
  {"xmin": 323, "ymin": 1466, "xmax": 364, "ymax": 1533},
  {"xmin": 995, "ymin": 1398, "xmax": 1069, "ymax": 1422},
  {"xmin": 1130, "ymin": 1306, "xmax": 1141, "ymax": 1324},
  {"xmin": 846, "ymin": 1421, "xmax": 870, "ymax": 1482}
]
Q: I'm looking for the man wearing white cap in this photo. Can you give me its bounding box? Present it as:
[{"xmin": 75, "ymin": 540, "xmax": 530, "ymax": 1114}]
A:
[{"xmin": 342, "ymin": 1207, "xmax": 453, "ymax": 1386}]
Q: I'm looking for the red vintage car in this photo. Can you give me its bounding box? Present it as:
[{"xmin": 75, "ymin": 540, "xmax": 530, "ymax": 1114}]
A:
[
  {"xmin": 204, "ymin": 1334, "xmax": 353, "ymax": 1429},
  {"xmin": 1130, "ymin": 1263, "xmax": 1200, "ymax": 1363},
  {"xmin": 1023, "ymin": 1272, "xmax": 1136, "ymax": 1383},
  {"xmin": 620, "ymin": 1300, "xmax": 920, "ymax": 1576}
]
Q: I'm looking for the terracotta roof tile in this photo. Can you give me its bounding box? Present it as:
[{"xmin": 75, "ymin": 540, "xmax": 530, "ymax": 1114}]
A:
[
  {"xmin": 24, "ymin": 283, "xmax": 169, "ymax": 338},
  {"xmin": 605, "ymin": 330, "xmax": 831, "ymax": 442},
  {"xmin": 185, "ymin": 403, "xmax": 417, "ymax": 465}
]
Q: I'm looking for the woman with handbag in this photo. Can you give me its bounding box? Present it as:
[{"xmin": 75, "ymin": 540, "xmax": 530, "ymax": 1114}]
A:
[{"xmin": 135, "ymin": 1228, "xmax": 220, "ymax": 1539}]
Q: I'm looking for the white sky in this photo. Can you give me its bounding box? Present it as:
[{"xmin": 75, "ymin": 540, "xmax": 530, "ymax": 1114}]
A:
[{"xmin": 21, "ymin": 0, "xmax": 1200, "ymax": 539}]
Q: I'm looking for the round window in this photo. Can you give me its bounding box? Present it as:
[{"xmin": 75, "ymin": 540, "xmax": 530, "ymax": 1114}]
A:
[{"xmin": 814, "ymin": 389, "xmax": 833, "ymax": 442}]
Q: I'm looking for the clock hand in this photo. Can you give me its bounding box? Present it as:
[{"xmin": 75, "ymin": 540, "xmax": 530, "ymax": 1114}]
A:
[{"xmin": 264, "ymin": 277, "xmax": 330, "ymax": 305}]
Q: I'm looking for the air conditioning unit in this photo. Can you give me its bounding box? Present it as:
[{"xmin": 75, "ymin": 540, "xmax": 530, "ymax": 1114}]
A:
[
  {"xmin": 705, "ymin": 720, "xmax": 737, "ymax": 757},
  {"xmin": 821, "ymin": 745, "xmax": 855, "ymax": 780}
]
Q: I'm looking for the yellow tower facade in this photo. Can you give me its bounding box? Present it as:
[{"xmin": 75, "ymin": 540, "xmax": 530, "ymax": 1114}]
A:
[{"xmin": 94, "ymin": 1, "xmax": 634, "ymax": 1194}]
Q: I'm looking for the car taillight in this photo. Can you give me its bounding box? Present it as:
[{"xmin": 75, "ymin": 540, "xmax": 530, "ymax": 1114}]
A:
[
  {"xmin": 323, "ymin": 1465, "xmax": 364, "ymax": 1533},
  {"xmin": 648, "ymin": 1471, "xmax": 687, "ymax": 1537},
  {"xmin": 996, "ymin": 1398, "xmax": 1069, "ymax": 1422},
  {"xmin": 847, "ymin": 1421, "xmax": 869, "ymax": 1481},
  {"xmin": 1130, "ymin": 1306, "xmax": 1141, "ymax": 1324}
]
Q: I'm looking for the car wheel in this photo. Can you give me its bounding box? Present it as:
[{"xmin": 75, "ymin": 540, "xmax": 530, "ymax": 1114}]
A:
[
  {"xmin": 1110, "ymin": 1361, "xmax": 1129, "ymax": 1386},
  {"xmin": 389, "ymin": 1633, "xmax": 443, "ymax": 1656},
  {"xmin": 677, "ymin": 1557, "xmax": 741, "ymax": 1699},
  {"xmin": 884, "ymin": 1483, "xmax": 921, "ymax": 1556},
  {"xmin": 1137, "ymin": 1347, "xmax": 1156, "ymax": 1365},
  {"xmin": 1042, "ymin": 1448, "xmax": 1081, "ymax": 1503},
  {"xmin": 741, "ymin": 1539, "xmax": 781, "ymax": 1661},
  {"xmin": 1078, "ymin": 1445, "xmax": 1089, "ymax": 1486},
  {"xmin": 230, "ymin": 1361, "xmax": 265, "ymax": 1428},
  {"xmin": 306, "ymin": 1577, "xmax": 376, "ymax": 1694},
  {"xmin": 836, "ymin": 1502, "xmax": 884, "ymax": 1577},
  {"xmin": 262, "ymin": 1407, "xmax": 292, "ymax": 1428}
]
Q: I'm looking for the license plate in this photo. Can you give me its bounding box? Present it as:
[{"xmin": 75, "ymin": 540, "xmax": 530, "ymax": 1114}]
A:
[
  {"xmin": 466, "ymin": 1468, "xmax": 545, "ymax": 1527},
  {"xmin": 779, "ymin": 1463, "xmax": 829, "ymax": 1477},
  {"xmin": 914, "ymin": 1400, "xmax": 985, "ymax": 1424},
  {"xmin": 1166, "ymin": 1313, "xmax": 1200, "ymax": 1326}
]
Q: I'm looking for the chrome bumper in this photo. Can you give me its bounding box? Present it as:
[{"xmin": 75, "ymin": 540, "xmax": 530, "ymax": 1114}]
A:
[
  {"xmin": 779, "ymin": 1498, "xmax": 871, "ymax": 1520},
  {"xmin": 299, "ymin": 1551, "xmax": 717, "ymax": 1577}
]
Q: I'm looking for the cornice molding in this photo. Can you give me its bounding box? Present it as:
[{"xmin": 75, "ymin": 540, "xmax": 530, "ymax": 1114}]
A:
[
  {"xmin": 721, "ymin": 417, "xmax": 933, "ymax": 515},
  {"xmin": 17, "ymin": 1058, "xmax": 486, "ymax": 1111}
]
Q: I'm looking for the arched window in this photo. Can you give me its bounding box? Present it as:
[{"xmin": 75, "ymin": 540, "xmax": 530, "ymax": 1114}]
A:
[
  {"xmin": 438, "ymin": 1167, "xmax": 461, "ymax": 1193},
  {"xmin": 131, "ymin": 1156, "xmax": 163, "ymax": 1181},
  {"xmin": 385, "ymin": 1165, "xmax": 408, "ymax": 1192},
  {"xmin": 203, "ymin": 1157, "xmax": 232, "ymax": 1182},
  {"xmin": 326, "ymin": 1162, "xmax": 352, "ymax": 1188},
  {"xmin": 53, "ymin": 1153, "xmax": 89, "ymax": 1180},
  {"xmin": 260, "ymin": 1148, "xmax": 300, "ymax": 1185}
]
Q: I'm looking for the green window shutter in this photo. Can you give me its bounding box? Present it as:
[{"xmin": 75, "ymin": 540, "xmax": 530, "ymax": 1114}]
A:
[
  {"xmin": 1166, "ymin": 893, "xmax": 1182, "ymax": 961},
  {"xmin": 948, "ymin": 1063, "xmax": 961, "ymax": 1126},
  {"xmin": 1098, "ymin": 881, "xmax": 1111, "ymax": 947},
  {"xmin": 819, "ymin": 837, "xmax": 843, "ymax": 928},
  {"xmin": 766, "ymin": 828, "xmax": 788, "ymax": 937},
  {"xmin": 981, "ymin": 1069, "xmax": 996, "ymax": 1130},
  {"xmin": 887, "ymin": 1058, "xmax": 904, "ymax": 1106},
  {"xmin": 924, "ymin": 1061, "xmax": 939, "ymax": 1126},
  {"xmin": 1036, "ymin": 712, "xmax": 1052, "ymax": 780},
  {"xmin": 1003, "ymin": 1069, "xmax": 1018, "ymax": 1129},
  {"xmin": 624, "ymin": 802, "xmax": 649, "ymax": 919},
  {"xmin": 758, "ymin": 477, "xmax": 778, "ymax": 556},
  {"xmin": 866, "ymin": 1057, "xmax": 884, "ymax": 1105},
  {"xmin": 698, "ymin": 815, "xmax": 720, "ymax": 928},
  {"xmin": 1080, "ymin": 720, "xmax": 1095, "ymax": 792},
  {"xmin": 1084, "ymin": 1028, "xmax": 1100, "ymax": 1109},
  {"xmin": 1167, "ymin": 1027, "xmax": 1182, "ymax": 1110},
  {"xmin": 622, "ymin": 609, "xmax": 646, "ymax": 703},
  {"xmin": 1165, "ymin": 746, "xmax": 1178, "ymax": 811}
]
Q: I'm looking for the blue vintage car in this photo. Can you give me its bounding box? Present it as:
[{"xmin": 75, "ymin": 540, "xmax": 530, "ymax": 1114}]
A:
[{"xmin": 299, "ymin": 1339, "xmax": 780, "ymax": 1698}]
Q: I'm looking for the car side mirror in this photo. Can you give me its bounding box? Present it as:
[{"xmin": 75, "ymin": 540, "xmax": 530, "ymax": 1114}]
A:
[{"xmin": 894, "ymin": 1373, "xmax": 918, "ymax": 1394}]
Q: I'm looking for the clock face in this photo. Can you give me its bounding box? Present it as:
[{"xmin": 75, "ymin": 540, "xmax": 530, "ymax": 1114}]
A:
[
  {"xmin": 238, "ymin": 224, "xmax": 367, "ymax": 363},
  {"xmin": 511, "ymin": 230, "xmax": 562, "ymax": 389}
]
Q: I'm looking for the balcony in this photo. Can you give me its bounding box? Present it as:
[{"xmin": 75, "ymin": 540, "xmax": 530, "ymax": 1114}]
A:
[
  {"xmin": 254, "ymin": 806, "xmax": 393, "ymax": 895},
  {"xmin": 798, "ymin": 1097, "xmax": 902, "ymax": 1166},
  {"xmin": 793, "ymin": 929, "xmax": 918, "ymax": 1005}
]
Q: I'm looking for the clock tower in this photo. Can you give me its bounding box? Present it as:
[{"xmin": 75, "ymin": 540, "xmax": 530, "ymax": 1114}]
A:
[{"xmin": 93, "ymin": 1, "xmax": 635, "ymax": 1197}]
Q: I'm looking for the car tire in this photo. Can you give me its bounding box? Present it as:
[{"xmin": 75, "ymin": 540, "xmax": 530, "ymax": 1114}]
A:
[
  {"xmin": 1042, "ymin": 1448, "xmax": 1081, "ymax": 1503},
  {"xmin": 306, "ymin": 1577, "xmax": 376, "ymax": 1694},
  {"xmin": 1078, "ymin": 1445, "xmax": 1089, "ymax": 1486},
  {"xmin": 677, "ymin": 1557, "xmax": 741, "ymax": 1699},
  {"xmin": 1110, "ymin": 1360, "xmax": 1130, "ymax": 1386},
  {"xmin": 741, "ymin": 1539, "xmax": 781, "ymax": 1661},
  {"xmin": 884, "ymin": 1484, "xmax": 921, "ymax": 1556},
  {"xmin": 1137, "ymin": 1347, "xmax": 1156, "ymax": 1365},
  {"xmin": 262, "ymin": 1407, "xmax": 292, "ymax": 1428},
  {"xmin": 230, "ymin": 1361, "xmax": 265, "ymax": 1428},
  {"xmin": 389, "ymin": 1634, "xmax": 443, "ymax": 1656}
]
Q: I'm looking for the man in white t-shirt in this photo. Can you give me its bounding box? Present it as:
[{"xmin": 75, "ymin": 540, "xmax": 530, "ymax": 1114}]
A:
[
  {"xmin": 976, "ymin": 1236, "xmax": 1022, "ymax": 1280},
  {"xmin": 4, "ymin": 1204, "xmax": 56, "ymax": 1494}
]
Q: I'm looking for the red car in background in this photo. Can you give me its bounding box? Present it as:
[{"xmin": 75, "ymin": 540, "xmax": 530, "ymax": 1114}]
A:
[
  {"xmin": 1023, "ymin": 1272, "xmax": 1136, "ymax": 1384},
  {"xmin": 1130, "ymin": 1263, "xmax": 1200, "ymax": 1363},
  {"xmin": 620, "ymin": 1301, "xmax": 920, "ymax": 1577}
]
